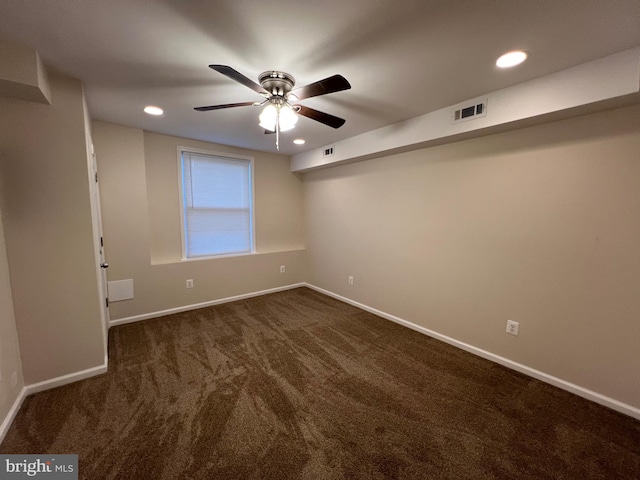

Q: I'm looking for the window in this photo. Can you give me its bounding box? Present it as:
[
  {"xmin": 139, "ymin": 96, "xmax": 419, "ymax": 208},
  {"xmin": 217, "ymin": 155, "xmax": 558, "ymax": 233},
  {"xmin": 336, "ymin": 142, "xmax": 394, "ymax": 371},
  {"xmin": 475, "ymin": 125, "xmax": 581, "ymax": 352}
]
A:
[{"xmin": 179, "ymin": 148, "xmax": 254, "ymax": 258}]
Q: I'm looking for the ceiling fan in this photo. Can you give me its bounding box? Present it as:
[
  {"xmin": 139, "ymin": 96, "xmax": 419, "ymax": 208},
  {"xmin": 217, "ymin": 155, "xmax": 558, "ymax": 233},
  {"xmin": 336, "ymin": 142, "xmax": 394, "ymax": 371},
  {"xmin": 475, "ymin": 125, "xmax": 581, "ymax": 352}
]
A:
[{"xmin": 195, "ymin": 65, "xmax": 351, "ymax": 150}]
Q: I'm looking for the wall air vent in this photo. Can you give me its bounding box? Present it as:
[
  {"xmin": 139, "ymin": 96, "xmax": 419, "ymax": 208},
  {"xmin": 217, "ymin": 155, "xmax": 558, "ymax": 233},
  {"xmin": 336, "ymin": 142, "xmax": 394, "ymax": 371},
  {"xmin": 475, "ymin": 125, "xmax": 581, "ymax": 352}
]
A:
[
  {"xmin": 452, "ymin": 99, "xmax": 487, "ymax": 124},
  {"xmin": 322, "ymin": 145, "xmax": 335, "ymax": 157}
]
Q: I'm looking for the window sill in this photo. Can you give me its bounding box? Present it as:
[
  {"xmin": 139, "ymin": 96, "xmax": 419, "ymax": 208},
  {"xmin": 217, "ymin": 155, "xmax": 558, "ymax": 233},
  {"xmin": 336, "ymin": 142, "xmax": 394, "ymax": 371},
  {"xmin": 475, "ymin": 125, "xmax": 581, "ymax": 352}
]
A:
[
  {"xmin": 179, "ymin": 251, "xmax": 257, "ymax": 262},
  {"xmin": 150, "ymin": 248, "xmax": 306, "ymax": 266}
]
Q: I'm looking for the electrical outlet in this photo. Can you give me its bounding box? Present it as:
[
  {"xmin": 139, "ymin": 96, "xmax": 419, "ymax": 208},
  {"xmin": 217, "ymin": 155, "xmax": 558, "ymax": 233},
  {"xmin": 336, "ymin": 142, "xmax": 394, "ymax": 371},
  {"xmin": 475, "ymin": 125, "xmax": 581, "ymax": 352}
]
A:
[
  {"xmin": 280, "ymin": 265, "xmax": 285, "ymax": 273},
  {"xmin": 348, "ymin": 276, "xmax": 354, "ymax": 285},
  {"xmin": 506, "ymin": 320, "xmax": 519, "ymax": 336},
  {"xmin": 186, "ymin": 279, "xmax": 194, "ymax": 289}
]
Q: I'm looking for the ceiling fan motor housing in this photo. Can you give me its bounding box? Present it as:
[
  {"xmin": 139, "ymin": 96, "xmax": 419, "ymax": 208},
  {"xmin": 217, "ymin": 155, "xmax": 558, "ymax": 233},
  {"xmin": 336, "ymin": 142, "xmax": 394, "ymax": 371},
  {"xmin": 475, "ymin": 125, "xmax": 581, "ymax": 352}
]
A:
[{"xmin": 259, "ymin": 71, "xmax": 295, "ymax": 98}]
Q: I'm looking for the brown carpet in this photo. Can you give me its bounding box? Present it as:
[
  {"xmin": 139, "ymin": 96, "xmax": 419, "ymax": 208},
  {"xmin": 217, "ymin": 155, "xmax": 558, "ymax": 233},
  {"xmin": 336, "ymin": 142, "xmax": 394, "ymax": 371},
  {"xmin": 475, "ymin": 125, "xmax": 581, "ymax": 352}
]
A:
[{"xmin": 1, "ymin": 287, "xmax": 639, "ymax": 479}]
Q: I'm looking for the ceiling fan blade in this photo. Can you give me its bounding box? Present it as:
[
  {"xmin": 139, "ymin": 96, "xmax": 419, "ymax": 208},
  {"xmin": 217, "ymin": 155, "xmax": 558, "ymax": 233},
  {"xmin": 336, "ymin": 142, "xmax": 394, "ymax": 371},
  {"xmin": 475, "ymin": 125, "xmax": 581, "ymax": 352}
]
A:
[
  {"xmin": 209, "ymin": 65, "xmax": 268, "ymax": 95},
  {"xmin": 295, "ymin": 105, "xmax": 346, "ymax": 129},
  {"xmin": 194, "ymin": 102, "xmax": 255, "ymax": 111},
  {"xmin": 290, "ymin": 74, "xmax": 351, "ymax": 100},
  {"xmin": 264, "ymin": 129, "xmax": 275, "ymax": 134}
]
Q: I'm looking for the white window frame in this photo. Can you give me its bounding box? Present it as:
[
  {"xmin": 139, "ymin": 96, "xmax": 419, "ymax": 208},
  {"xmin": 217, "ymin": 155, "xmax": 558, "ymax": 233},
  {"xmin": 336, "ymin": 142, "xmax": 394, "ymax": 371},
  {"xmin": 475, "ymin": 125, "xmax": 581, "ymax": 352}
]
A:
[{"xmin": 177, "ymin": 146, "xmax": 255, "ymax": 260}]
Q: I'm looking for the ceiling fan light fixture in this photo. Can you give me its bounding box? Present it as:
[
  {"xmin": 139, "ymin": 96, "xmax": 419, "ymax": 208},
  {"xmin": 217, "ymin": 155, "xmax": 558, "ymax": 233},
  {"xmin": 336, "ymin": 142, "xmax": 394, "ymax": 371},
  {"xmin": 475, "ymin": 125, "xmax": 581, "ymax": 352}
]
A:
[
  {"xmin": 259, "ymin": 104, "xmax": 278, "ymax": 131},
  {"xmin": 258, "ymin": 103, "xmax": 298, "ymax": 132},
  {"xmin": 278, "ymin": 104, "xmax": 298, "ymax": 132}
]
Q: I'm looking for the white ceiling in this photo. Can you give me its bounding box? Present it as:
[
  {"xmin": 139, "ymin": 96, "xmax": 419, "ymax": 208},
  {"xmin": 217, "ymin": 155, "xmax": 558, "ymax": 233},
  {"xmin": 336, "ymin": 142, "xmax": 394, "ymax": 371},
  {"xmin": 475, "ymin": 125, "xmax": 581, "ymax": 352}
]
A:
[{"xmin": 1, "ymin": 0, "xmax": 639, "ymax": 155}]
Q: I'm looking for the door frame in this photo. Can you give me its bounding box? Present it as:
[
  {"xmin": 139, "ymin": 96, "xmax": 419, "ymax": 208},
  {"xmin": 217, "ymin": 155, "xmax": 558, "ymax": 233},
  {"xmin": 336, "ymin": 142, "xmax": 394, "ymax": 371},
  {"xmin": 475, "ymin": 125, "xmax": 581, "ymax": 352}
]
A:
[{"xmin": 87, "ymin": 140, "xmax": 110, "ymax": 358}]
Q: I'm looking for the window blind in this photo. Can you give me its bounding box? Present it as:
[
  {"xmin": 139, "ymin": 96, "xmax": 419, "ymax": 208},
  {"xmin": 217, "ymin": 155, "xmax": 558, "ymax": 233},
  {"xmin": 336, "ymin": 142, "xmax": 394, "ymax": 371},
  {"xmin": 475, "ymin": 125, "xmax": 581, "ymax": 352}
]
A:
[{"xmin": 181, "ymin": 151, "xmax": 253, "ymax": 258}]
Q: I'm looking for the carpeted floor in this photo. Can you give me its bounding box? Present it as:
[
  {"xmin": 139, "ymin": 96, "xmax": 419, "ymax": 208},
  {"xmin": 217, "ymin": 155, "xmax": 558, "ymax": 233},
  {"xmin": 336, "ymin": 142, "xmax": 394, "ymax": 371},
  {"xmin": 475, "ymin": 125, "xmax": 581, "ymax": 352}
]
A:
[{"xmin": 1, "ymin": 287, "xmax": 639, "ymax": 479}]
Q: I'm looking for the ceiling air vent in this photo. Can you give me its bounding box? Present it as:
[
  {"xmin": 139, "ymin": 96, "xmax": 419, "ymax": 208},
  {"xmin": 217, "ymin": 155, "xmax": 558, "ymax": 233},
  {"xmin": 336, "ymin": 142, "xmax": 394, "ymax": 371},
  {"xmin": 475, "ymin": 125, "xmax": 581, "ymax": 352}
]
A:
[
  {"xmin": 452, "ymin": 99, "xmax": 487, "ymax": 124},
  {"xmin": 322, "ymin": 145, "xmax": 335, "ymax": 157}
]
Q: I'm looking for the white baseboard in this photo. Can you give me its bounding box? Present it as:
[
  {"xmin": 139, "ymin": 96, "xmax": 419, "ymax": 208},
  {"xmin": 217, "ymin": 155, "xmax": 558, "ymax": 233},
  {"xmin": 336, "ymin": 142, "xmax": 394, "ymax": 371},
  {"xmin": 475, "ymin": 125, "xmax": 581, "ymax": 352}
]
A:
[
  {"xmin": 1, "ymin": 363, "xmax": 107, "ymax": 445},
  {"xmin": 24, "ymin": 363, "xmax": 108, "ymax": 397},
  {"xmin": 0, "ymin": 387, "xmax": 27, "ymax": 445},
  {"xmin": 305, "ymin": 283, "xmax": 640, "ymax": 421},
  {"xmin": 109, "ymin": 283, "xmax": 306, "ymax": 328}
]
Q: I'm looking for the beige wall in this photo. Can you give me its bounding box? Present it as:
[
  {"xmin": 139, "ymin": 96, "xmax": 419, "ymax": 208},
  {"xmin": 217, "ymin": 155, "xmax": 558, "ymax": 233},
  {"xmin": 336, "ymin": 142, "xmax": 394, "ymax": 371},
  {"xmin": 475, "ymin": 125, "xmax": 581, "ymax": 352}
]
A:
[
  {"xmin": 92, "ymin": 123, "xmax": 306, "ymax": 320},
  {"xmin": 303, "ymin": 104, "xmax": 640, "ymax": 409},
  {"xmin": 0, "ymin": 74, "xmax": 105, "ymax": 384},
  {"xmin": 0, "ymin": 178, "xmax": 23, "ymax": 430},
  {"xmin": 143, "ymin": 131, "xmax": 305, "ymax": 263}
]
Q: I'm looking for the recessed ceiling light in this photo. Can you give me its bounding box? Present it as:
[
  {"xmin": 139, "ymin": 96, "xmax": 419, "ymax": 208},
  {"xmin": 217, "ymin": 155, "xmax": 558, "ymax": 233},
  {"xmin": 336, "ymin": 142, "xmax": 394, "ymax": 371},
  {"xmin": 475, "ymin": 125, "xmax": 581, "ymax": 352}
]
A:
[
  {"xmin": 144, "ymin": 105, "xmax": 164, "ymax": 116},
  {"xmin": 293, "ymin": 139, "xmax": 306, "ymax": 145},
  {"xmin": 496, "ymin": 50, "xmax": 528, "ymax": 68}
]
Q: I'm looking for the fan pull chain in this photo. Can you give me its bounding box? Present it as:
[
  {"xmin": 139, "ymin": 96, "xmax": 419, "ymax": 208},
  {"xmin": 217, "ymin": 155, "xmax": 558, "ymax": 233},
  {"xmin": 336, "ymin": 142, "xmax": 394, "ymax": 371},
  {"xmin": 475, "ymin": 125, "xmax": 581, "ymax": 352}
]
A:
[{"xmin": 275, "ymin": 105, "xmax": 280, "ymax": 151}]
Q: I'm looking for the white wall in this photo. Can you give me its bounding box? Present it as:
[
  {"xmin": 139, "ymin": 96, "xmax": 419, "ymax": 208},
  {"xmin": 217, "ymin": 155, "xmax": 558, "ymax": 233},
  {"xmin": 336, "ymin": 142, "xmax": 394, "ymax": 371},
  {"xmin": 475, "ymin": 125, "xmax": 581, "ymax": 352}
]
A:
[
  {"xmin": 92, "ymin": 122, "xmax": 306, "ymax": 321},
  {"xmin": 0, "ymin": 74, "xmax": 105, "ymax": 384},
  {"xmin": 303, "ymin": 104, "xmax": 640, "ymax": 412},
  {"xmin": 0, "ymin": 176, "xmax": 23, "ymax": 438}
]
